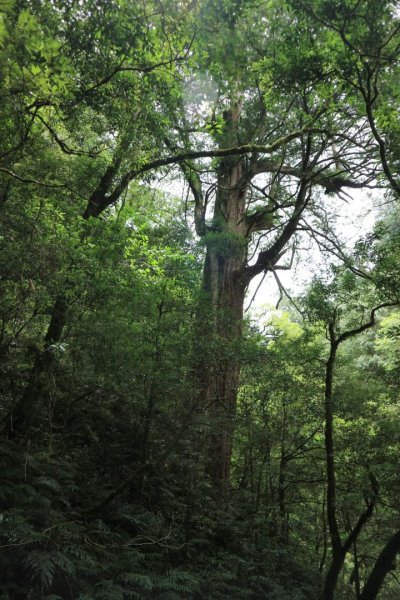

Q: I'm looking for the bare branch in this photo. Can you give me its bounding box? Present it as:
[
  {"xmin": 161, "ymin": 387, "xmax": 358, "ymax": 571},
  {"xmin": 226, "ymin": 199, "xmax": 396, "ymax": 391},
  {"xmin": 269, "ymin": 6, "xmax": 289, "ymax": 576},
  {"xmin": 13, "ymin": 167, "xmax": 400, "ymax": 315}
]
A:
[{"xmin": 271, "ymin": 266, "xmax": 304, "ymax": 317}]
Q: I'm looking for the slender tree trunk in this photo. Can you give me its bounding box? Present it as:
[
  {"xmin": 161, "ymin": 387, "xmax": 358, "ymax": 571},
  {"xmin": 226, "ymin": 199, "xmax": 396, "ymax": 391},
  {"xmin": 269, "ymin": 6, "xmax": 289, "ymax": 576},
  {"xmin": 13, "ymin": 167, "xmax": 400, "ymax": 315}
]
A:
[
  {"xmin": 319, "ymin": 308, "xmax": 390, "ymax": 600},
  {"xmin": 324, "ymin": 335, "xmax": 342, "ymax": 555},
  {"xmin": 352, "ymin": 539, "xmax": 361, "ymax": 599},
  {"xmin": 278, "ymin": 398, "xmax": 289, "ymax": 542},
  {"xmin": 5, "ymin": 294, "xmax": 67, "ymax": 436},
  {"xmin": 321, "ymin": 555, "xmax": 346, "ymax": 600},
  {"xmin": 320, "ymin": 337, "xmax": 367, "ymax": 600},
  {"xmin": 318, "ymin": 495, "xmax": 328, "ymax": 573},
  {"xmin": 319, "ymin": 330, "xmax": 343, "ymax": 600},
  {"xmin": 4, "ymin": 148, "xmax": 126, "ymax": 436}
]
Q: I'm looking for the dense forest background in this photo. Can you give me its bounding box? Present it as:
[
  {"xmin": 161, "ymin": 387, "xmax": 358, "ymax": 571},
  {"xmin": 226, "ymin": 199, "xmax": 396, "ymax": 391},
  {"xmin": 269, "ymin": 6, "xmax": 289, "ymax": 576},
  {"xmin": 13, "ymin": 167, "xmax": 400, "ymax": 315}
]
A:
[{"xmin": 1, "ymin": 0, "xmax": 400, "ymax": 598}]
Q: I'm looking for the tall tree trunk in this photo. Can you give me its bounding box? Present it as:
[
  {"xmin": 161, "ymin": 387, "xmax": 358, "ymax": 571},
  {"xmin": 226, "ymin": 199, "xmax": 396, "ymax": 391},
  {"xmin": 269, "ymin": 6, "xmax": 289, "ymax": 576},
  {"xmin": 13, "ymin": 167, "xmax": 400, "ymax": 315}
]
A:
[
  {"xmin": 194, "ymin": 125, "xmax": 312, "ymax": 499},
  {"xmin": 197, "ymin": 105, "xmax": 250, "ymax": 497},
  {"xmin": 200, "ymin": 179, "xmax": 247, "ymax": 499}
]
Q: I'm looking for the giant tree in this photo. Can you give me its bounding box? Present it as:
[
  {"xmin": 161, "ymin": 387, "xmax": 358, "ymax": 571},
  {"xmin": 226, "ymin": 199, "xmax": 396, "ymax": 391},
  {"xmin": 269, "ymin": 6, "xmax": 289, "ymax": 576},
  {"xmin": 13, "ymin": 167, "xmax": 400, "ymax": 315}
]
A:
[
  {"xmin": 161, "ymin": 0, "xmax": 398, "ymax": 497},
  {"xmin": 4, "ymin": 0, "xmax": 400, "ymax": 501}
]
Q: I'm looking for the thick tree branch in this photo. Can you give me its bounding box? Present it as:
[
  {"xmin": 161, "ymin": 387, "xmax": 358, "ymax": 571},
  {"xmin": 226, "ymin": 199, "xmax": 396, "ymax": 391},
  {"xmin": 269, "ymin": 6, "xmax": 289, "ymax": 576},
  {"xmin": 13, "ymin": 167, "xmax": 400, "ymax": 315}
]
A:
[
  {"xmin": 83, "ymin": 125, "xmax": 325, "ymax": 217},
  {"xmin": 83, "ymin": 116, "xmax": 140, "ymax": 219},
  {"xmin": 360, "ymin": 529, "xmax": 400, "ymax": 600},
  {"xmin": 243, "ymin": 181, "xmax": 310, "ymax": 284}
]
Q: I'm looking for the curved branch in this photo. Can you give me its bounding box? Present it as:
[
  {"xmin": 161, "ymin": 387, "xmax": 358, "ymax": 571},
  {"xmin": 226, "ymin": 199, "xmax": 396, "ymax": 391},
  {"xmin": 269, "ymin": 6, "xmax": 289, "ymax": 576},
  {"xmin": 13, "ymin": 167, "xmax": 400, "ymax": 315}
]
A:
[
  {"xmin": 360, "ymin": 530, "xmax": 400, "ymax": 600},
  {"xmin": 243, "ymin": 182, "xmax": 311, "ymax": 283},
  {"xmin": 0, "ymin": 167, "xmax": 66, "ymax": 188},
  {"xmin": 163, "ymin": 137, "xmax": 206, "ymax": 236},
  {"xmin": 360, "ymin": 75, "xmax": 400, "ymax": 197},
  {"xmin": 85, "ymin": 125, "xmax": 325, "ymax": 217},
  {"xmin": 36, "ymin": 113, "xmax": 101, "ymax": 157},
  {"xmin": 335, "ymin": 302, "xmax": 399, "ymax": 348}
]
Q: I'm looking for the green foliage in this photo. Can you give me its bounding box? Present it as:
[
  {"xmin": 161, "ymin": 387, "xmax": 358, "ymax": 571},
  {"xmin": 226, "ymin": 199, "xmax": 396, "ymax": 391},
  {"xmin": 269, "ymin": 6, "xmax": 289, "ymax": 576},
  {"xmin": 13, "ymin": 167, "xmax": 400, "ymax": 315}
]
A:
[{"xmin": 1, "ymin": 1, "xmax": 400, "ymax": 599}]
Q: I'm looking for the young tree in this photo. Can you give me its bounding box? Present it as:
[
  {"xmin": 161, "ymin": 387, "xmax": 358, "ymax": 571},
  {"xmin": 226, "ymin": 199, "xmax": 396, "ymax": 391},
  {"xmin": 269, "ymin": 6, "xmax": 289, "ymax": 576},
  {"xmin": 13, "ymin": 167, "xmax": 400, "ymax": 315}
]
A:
[{"xmin": 302, "ymin": 269, "xmax": 399, "ymax": 600}]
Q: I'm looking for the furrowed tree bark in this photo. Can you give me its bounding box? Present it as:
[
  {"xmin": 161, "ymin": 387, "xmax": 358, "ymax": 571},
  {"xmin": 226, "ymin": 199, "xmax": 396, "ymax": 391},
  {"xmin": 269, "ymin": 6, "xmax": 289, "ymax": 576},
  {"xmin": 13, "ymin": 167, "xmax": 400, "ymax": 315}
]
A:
[
  {"xmin": 192, "ymin": 126, "xmax": 319, "ymax": 500},
  {"xmin": 199, "ymin": 129, "xmax": 249, "ymax": 499},
  {"xmin": 192, "ymin": 116, "xmax": 317, "ymax": 500}
]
